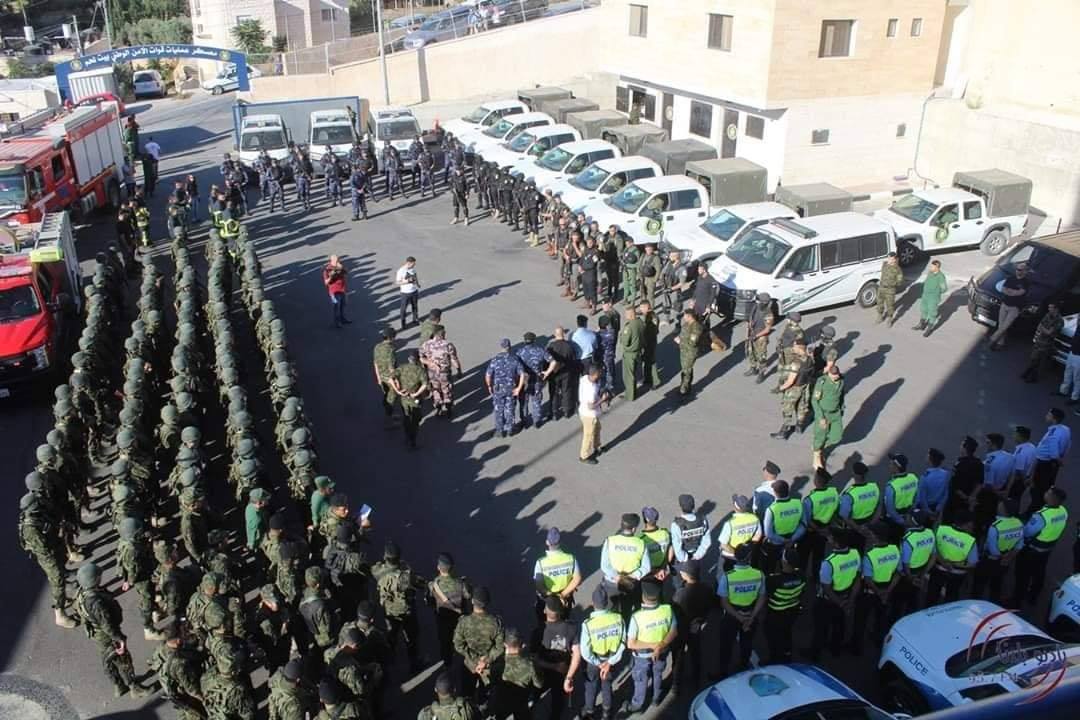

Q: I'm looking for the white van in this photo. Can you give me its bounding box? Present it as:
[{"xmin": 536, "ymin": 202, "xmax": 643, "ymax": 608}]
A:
[
  {"xmin": 443, "ymin": 99, "xmax": 528, "ymax": 137},
  {"xmin": 509, "ymin": 139, "xmax": 621, "ymax": 189},
  {"xmin": 709, "ymin": 213, "xmax": 896, "ymax": 319},
  {"xmin": 366, "ymin": 107, "xmax": 421, "ymax": 170},
  {"xmin": 237, "ymin": 114, "xmax": 291, "ymax": 177},
  {"xmin": 583, "ymin": 175, "xmax": 710, "ymax": 246},
  {"xmin": 662, "ymin": 202, "xmax": 797, "ymax": 265},
  {"xmin": 546, "ymin": 156, "xmax": 662, "ymax": 212},
  {"xmin": 464, "ymin": 111, "xmax": 553, "ymax": 157},
  {"xmin": 479, "ymin": 123, "xmax": 580, "ymax": 170},
  {"xmin": 308, "ymin": 110, "xmax": 357, "ymax": 174}
]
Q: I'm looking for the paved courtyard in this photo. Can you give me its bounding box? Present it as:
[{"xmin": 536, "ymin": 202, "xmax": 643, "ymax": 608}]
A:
[{"xmin": 1, "ymin": 93, "xmax": 1075, "ymax": 719}]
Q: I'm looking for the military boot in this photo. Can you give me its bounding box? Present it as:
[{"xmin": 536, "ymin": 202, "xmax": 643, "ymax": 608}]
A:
[
  {"xmin": 770, "ymin": 425, "xmax": 793, "ymax": 440},
  {"xmin": 912, "ymin": 319, "xmax": 926, "ymax": 331},
  {"xmin": 54, "ymin": 608, "xmax": 76, "ymax": 628},
  {"xmin": 923, "ymin": 319, "xmax": 937, "ymax": 337}
]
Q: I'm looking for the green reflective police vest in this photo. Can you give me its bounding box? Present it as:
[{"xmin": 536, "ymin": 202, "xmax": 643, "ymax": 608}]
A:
[
  {"xmin": 808, "ymin": 487, "xmax": 839, "ymax": 526},
  {"xmin": 725, "ymin": 566, "xmax": 764, "ymax": 608},
  {"xmin": 826, "ymin": 548, "xmax": 860, "ymax": 592},
  {"xmin": 866, "ymin": 544, "xmax": 900, "ymax": 584}
]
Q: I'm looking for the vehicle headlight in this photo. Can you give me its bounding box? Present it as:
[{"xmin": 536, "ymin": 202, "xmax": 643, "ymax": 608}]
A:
[
  {"xmin": 1023, "ymin": 304, "xmax": 1041, "ymax": 315},
  {"xmin": 29, "ymin": 344, "xmax": 49, "ymax": 369},
  {"xmin": 736, "ymin": 289, "xmax": 757, "ymax": 300}
]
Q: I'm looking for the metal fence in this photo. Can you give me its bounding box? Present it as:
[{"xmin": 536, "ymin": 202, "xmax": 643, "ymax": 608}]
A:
[{"xmin": 266, "ymin": 0, "xmax": 595, "ymax": 77}]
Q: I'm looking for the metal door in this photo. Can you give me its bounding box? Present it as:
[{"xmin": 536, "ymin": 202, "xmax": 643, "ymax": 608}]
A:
[
  {"xmin": 721, "ymin": 108, "xmax": 739, "ymax": 158},
  {"xmin": 661, "ymin": 92, "xmax": 674, "ymax": 136}
]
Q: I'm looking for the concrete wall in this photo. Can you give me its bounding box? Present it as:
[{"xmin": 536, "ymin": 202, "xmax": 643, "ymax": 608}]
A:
[{"xmin": 920, "ymin": 99, "xmax": 1080, "ymax": 228}]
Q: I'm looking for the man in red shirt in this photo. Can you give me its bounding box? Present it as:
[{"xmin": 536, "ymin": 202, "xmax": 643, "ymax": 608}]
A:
[{"xmin": 322, "ymin": 255, "xmax": 350, "ymax": 327}]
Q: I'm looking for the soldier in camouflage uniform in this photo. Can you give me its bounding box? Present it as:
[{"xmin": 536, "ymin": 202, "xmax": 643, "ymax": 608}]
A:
[
  {"xmin": 770, "ymin": 340, "xmax": 812, "ymax": 441},
  {"xmin": 810, "ymin": 324, "xmax": 840, "ymax": 377},
  {"xmin": 298, "ymin": 566, "xmax": 338, "ymax": 678},
  {"xmin": 420, "ymin": 325, "xmax": 463, "ymax": 418},
  {"xmin": 288, "ymin": 449, "xmax": 318, "ymax": 510},
  {"xmin": 152, "ymin": 539, "xmax": 197, "ymax": 625},
  {"xmin": 877, "ymin": 252, "xmax": 903, "ymax": 325},
  {"xmin": 275, "ymin": 540, "xmax": 305, "ymax": 608},
  {"xmin": 392, "ymin": 352, "xmax": 429, "ymax": 450},
  {"xmin": 452, "ymin": 586, "xmax": 505, "ymax": 703},
  {"xmin": 744, "ymin": 292, "xmax": 775, "ymax": 383},
  {"xmin": 268, "ymin": 659, "xmax": 318, "ymax": 720},
  {"xmin": 419, "ymin": 309, "xmax": 443, "ymax": 345},
  {"xmin": 324, "ymin": 627, "xmax": 383, "ymax": 710},
  {"xmin": 419, "ymin": 672, "xmax": 478, "ymax": 720},
  {"xmin": 323, "ymin": 523, "xmax": 370, "ymax": 621},
  {"xmin": 181, "ymin": 487, "xmax": 212, "ymax": 569},
  {"xmin": 489, "ymin": 628, "xmax": 542, "ymax": 720},
  {"xmin": 676, "ymin": 309, "xmax": 703, "ymax": 399},
  {"xmin": 811, "ymin": 363, "xmax": 846, "ymax": 470},
  {"xmin": 372, "ymin": 327, "xmax": 399, "ymax": 427},
  {"xmin": 316, "ymin": 678, "xmax": 368, "ymax": 720},
  {"xmin": 428, "ymin": 552, "xmax": 470, "ymax": 668},
  {"xmin": 776, "ymin": 312, "xmax": 805, "ymax": 366},
  {"xmin": 73, "ymin": 562, "xmax": 150, "ymax": 698},
  {"xmin": 117, "ymin": 517, "xmax": 164, "ymax": 640},
  {"xmin": 186, "ymin": 572, "xmax": 223, "ymax": 648},
  {"xmin": 1022, "ymin": 302, "xmax": 1064, "ymax": 382},
  {"xmin": 199, "ymin": 643, "xmax": 256, "ymax": 720},
  {"xmin": 372, "ymin": 540, "xmax": 426, "ymax": 674},
  {"xmin": 148, "ymin": 624, "xmax": 206, "ymax": 719},
  {"xmin": 253, "ymin": 584, "xmax": 292, "ymax": 676},
  {"xmin": 18, "ymin": 492, "xmax": 76, "ymax": 627}
]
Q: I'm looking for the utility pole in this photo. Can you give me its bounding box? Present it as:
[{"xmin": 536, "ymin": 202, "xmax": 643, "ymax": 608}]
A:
[
  {"xmin": 375, "ymin": 0, "xmax": 390, "ymax": 105},
  {"xmin": 71, "ymin": 15, "xmax": 83, "ymax": 55},
  {"xmin": 101, "ymin": 0, "xmax": 113, "ymax": 50}
]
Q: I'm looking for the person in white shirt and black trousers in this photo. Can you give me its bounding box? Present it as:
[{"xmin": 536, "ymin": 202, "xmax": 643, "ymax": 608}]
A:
[{"xmin": 395, "ymin": 256, "xmax": 420, "ymax": 330}]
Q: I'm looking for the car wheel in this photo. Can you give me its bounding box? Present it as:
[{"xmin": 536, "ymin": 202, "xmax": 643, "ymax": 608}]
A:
[
  {"xmin": 897, "ymin": 241, "xmax": 919, "ymax": 267},
  {"xmin": 981, "ymin": 228, "xmax": 1010, "ymax": 256},
  {"xmin": 857, "ymin": 280, "xmax": 879, "ymax": 308},
  {"xmin": 212, "ymin": 86, "xmax": 223, "ymax": 96},
  {"xmin": 883, "ymin": 678, "xmax": 930, "ymax": 716}
]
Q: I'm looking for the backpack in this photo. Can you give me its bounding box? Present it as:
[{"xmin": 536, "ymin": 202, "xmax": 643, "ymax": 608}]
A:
[{"xmin": 378, "ymin": 567, "xmax": 410, "ymax": 617}]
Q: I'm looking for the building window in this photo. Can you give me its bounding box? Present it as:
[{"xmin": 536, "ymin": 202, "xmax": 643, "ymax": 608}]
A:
[
  {"xmin": 689, "ymin": 101, "xmax": 713, "ymax": 138},
  {"xmin": 707, "ymin": 14, "xmax": 733, "ymax": 51},
  {"xmin": 819, "ymin": 19, "xmax": 854, "ymax": 57},
  {"xmin": 896, "ymin": 122, "xmax": 907, "ymax": 138},
  {"xmin": 911, "ymin": 18, "xmax": 923, "ymax": 36},
  {"xmin": 236, "ymin": 14, "xmax": 252, "ymax": 23},
  {"xmin": 629, "ymin": 4, "xmax": 648, "ymax": 38},
  {"xmin": 811, "ymin": 129, "xmax": 830, "ymax": 145},
  {"xmin": 321, "ymin": 8, "xmax": 339, "ymax": 22},
  {"xmin": 886, "ymin": 18, "xmax": 898, "ymax": 37},
  {"xmin": 615, "ymin": 86, "xmax": 629, "ymax": 113},
  {"xmin": 196, "ymin": 23, "xmax": 204, "ymax": 34},
  {"xmin": 0, "ymin": 112, "xmax": 19, "ymax": 122},
  {"xmin": 745, "ymin": 115, "xmax": 765, "ymax": 139},
  {"xmin": 194, "ymin": 0, "xmax": 200, "ymax": 13}
]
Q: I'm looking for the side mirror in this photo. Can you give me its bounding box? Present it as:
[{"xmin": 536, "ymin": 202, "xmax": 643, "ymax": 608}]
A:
[{"xmin": 782, "ymin": 270, "xmax": 798, "ymax": 280}]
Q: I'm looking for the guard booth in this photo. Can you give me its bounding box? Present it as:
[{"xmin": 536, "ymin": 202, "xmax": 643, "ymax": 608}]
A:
[
  {"xmin": 517, "ymin": 86, "xmax": 572, "ymax": 111},
  {"xmin": 774, "ymin": 182, "xmax": 854, "ymax": 217},
  {"xmin": 640, "ymin": 138, "xmax": 717, "ymax": 176},
  {"xmin": 538, "ymin": 97, "xmax": 599, "ymax": 123},
  {"xmin": 601, "ymin": 123, "xmax": 668, "ymax": 155},
  {"xmin": 567, "ymin": 110, "xmax": 625, "ymax": 140},
  {"xmin": 685, "ymin": 158, "xmax": 768, "ymax": 207}
]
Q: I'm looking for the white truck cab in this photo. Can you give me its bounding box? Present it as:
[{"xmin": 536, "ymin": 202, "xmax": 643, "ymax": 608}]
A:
[
  {"xmin": 583, "ymin": 175, "xmax": 710, "ymax": 246},
  {"xmin": 709, "ymin": 213, "xmax": 895, "ymax": 319},
  {"xmin": 546, "ymin": 156, "xmax": 662, "ymax": 213},
  {"xmin": 308, "ymin": 110, "xmax": 357, "ymax": 174},
  {"xmin": 662, "ymin": 201, "xmax": 797, "ymax": 265},
  {"xmin": 509, "ymin": 139, "xmax": 620, "ymax": 189},
  {"xmin": 463, "ymin": 111, "xmax": 553, "ymax": 157},
  {"xmin": 479, "ymin": 123, "xmax": 580, "ymax": 170},
  {"xmin": 237, "ymin": 114, "xmax": 291, "ymax": 171},
  {"xmin": 366, "ymin": 107, "xmax": 422, "ymax": 169},
  {"xmin": 443, "ymin": 99, "xmax": 527, "ymax": 137},
  {"xmin": 874, "ymin": 169, "xmax": 1032, "ymax": 267}
]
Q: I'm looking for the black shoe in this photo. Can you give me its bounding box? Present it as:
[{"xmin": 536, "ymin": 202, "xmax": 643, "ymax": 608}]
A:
[
  {"xmin": 912, "ymin": 321, "xmax": 926, "ymax": 330},
  {"xmin": 770, "ymin": 426, "xmax": 789, "ymax": 439},
  {"xmin": 755, "ymin": 372, "xmax": 766, "ymax": 384},
  {"xmin": 743, "ymin": 369, "xmax": 758, "ymax": 377},
  {"xmin": 580, "ymin": 456, "xmax": 598, "ymax": 465},
  {"xmin": 922, "ymin": 322, "xmax": 936, "ymax": 337},
  {"xmin": 499, "ymin": 431, "xmax": 508, "ymax": 438}
]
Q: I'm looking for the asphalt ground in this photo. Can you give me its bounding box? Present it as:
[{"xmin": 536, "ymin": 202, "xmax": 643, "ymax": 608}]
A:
[{"xmin": 1, "ymin": 92, "xmax": 1077, "ymax": 719}]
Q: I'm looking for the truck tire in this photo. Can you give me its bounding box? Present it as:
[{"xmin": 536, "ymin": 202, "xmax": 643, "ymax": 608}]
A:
[
  {"xmin": 981, "ymin": 228, "xmax": 1010, "ymax": 256},
  {"xmin": 882, "ymin": 677, "xmax": 930, "ymax": 716},
  {"xmin": 857, "ymin": 280, "xmax": 879, "ymax": 308},
  {"xmin": 106, "ymin": 179, "xmax": 121, "ymax": 209},
  {"xmin": 212, "ymin": 85, "xmax": 223, "ymax": 96},
  {"xmin": 897, "ymin": 240, "xmax": 919, "ymax": 267}
]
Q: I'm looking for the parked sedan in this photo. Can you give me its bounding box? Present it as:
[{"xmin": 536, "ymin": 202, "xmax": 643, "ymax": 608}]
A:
[
  {"xmin": 488, "ymin": 0, "xmax": 550, "ymax": 25},
  {"xmin": 401, "ymin": 8, "xmax": 472, "ymax": 49},
  {"xmin": 389, "ymin": 13, "xmax": 427, "ymax": 31},
  {"xmin": 132, "ymin": 70, "xmax": 167, "ymax": 99}
]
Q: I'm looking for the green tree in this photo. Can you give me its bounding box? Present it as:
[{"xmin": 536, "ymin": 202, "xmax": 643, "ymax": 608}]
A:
[
  {"xmin": 230, "ymin": 19, "xmax": 268, "ymax": 55},
  {"xmin": 5, "ymin": 58, "xmax": 56, "ymax": 78},
  {"xmin": 349, "ymin": 0, "xmax": 375, "ymax": 34},
  {"xmin": 272, "ymin": 34, "xmax": 288, "ymax": 52}
]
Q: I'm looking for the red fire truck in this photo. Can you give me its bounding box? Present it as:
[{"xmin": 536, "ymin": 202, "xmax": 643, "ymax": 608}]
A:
[
  {"xmin": 0, "ymin": 105, "xmax": 125, "ymax": 227},
  {"xmin": 0, "ymin": 212, "xmax": 81, "ymax": 396}
]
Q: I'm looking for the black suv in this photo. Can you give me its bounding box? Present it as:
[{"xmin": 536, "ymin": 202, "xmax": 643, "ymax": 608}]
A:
[
  {"xmin": 490, "ymin": 0, "xmax": 551, "ymax": 25},
  {"xmin": 968, "ymin": 231, "xmax": 1080, "ymax": 329}
]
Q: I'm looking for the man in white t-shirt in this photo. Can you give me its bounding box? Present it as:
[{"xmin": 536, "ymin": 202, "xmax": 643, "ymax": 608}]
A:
[
  {"xmin": 395, "ymin": 256, "xmax": 420, "ymax": 329},
  {"xmin": 578, "ymin": 364, "xmax": 604, "ymax": 465}
]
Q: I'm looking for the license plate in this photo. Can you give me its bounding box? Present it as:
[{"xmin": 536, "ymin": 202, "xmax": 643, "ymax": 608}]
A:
[{"xmin": 0, "ymin": 388, "xmax": 9, "ymax": 398}]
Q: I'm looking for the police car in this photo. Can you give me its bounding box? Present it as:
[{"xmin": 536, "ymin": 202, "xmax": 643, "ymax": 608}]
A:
[
  {"xmin": 878, "ymin": 600, "xmax": 1080, "ymax": 714},
  {"xmin": 691, "ymin": 664, "xmax": 899, "ymax": 720},
  {"xmin": 1049, "ymin": 574, "xmax": 1080, "ymax": 640}
]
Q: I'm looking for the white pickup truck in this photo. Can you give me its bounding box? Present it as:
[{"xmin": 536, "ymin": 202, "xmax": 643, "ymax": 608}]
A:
[
  {"xmin": 661, "ymin": 201, "xmax": 797, "ymax": 265},
  {"xmin": 874, "ymin": 169, "xmax": 1032, "ymax": 267},
  {"xmin": 583, "ymin": 175, "xmax": 710, "ymax": 246}
]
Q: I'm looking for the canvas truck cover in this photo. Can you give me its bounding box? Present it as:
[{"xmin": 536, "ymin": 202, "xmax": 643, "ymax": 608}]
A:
[
  {"xmin": 232, "ymin": 96, "xmax": 366, "ymax": 147},
  {"xmin": 952, "ymin": 169, "xmax": 1033, "ymax": 218},
  {"xmin": 517, "ymin": 86, "xmax": 572, "ymax": 111},
  {"xmin": 538, "ymin": 97, "xmax": 599, "ymax": 124},
  {"xmin": 600, "ymin": 123, "xmax": 669, "ymax": 155},
  {"xmin": 774, "ymin": 182, "xmax": 854, "ymax": 217},
  {"xmin": 567, "ymin": 110, "xmax": 625, "ymax": 140},
  {"xmin": 640, "ymin": 138, "xmax": 717, "ymax": 176},
  {"xmin": 685, "ymin": 157, "xmax": 768, "ymax": 207}
]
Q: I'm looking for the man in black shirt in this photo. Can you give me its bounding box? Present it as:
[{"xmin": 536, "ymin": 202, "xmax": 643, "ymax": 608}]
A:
[
  {"xmin": 535, "ymin": 596, "xmax": 580, "ymax": 720},
  {"xmin": 945, "ymin": 436, "xmax": 982, "ymax": 524},
  {"xmin": 546, "ymin": 326, "xmax": 578, "ymax": 421},
  {"xmin": 989, "ymin": 264, "xmax": 1029, "ymax": 350},
  {"xmin": 670, "ymin": 559, "xmax": 711, "ymax": 695}
]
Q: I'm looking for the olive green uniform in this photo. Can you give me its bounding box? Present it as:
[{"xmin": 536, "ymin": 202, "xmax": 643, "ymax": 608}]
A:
[
  {"xmin": 621, "ymin": 245, "xmax": 641, "ymax": 304},
  {"xmin": 641, "ymin": 310, "xmax": 661, "ymax": 386},
  {"xmin": 878, "ymin": 261, "xmax": 903, "ymax": 322},
  {"xmin": 678, "ymin": 317, "xmax": 702, "ymax": 395},
  {"xmin": 919, "ymin": 270, "xmax": 948, "ymax": 325},
  {"xmin": 639, "ymin": 253, "xmax": 663, "ymax": 306},
  {"xmin": 372, "ymin": 339, "xmax": 397, "ymax": 418},
  {"xmin": 620, "ymin": 317, "xmax": 644, "ymax": 401},
  {"xmin": 811, "ymin": 373, "xmax": 845, "ymax": 451}
]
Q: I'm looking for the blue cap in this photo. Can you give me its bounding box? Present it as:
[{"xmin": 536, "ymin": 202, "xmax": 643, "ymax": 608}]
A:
[
  {"xmin": 546, "ymin": 527, "xmax": 561, "ymax": 546},
  {"xmin": 500, "ymin": 338, "xmax": 511, "ymax": 349}
]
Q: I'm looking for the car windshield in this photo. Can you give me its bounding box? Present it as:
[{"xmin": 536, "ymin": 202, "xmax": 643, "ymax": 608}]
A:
[
  {"xmin": 998, "ymin": 242, "xmax": 1078, "ymax": 288},
  {"xmin": 945, "ymin": 636, "xmax": 1064, "ymax": 678},
  {"xmin": 312, "ymin": 126, "xmax": 354, "ymax": 146},
  {"xmin": 701, "ymin": 209, "xmax": 746, "ymax": 241},
  {"xmin": 484, "ymin": 118, "xmax": 515, "ymax": 138},
  {"xmin": 0, "ymin": 172, "xmax": 27, "ymax": 207},
  {"xmin": 418, "ymin": 17, "xmax": 442, "ymax": 31},
  {"xmin": 605, "ymin": 183, "xmax": 650, "ymax": 214},
  {"xmin": 537, "ymin": 147, "xmax": 573, "ymax": 171},
  {"xmin": 240, "ymin": 130, "xmax": 286, "ymax": 151},
  {"xmin": 377, "ymin": 119, "xmax": 419, "ymax": 141},
  {"xmin": 133, "ymin": 73, "xmax": 156, "ymax": 83},
  {"xmin": 0, "ymin": 284, "xmax": 41, "ymax": 323},
  {"xmin": 725, "ymin": 227, "xmax": 792, "ymax": 275},
  {"xmin": 507, "ymin": 131, "xmax": 536, "ymax": 152},
  {"xmin": 570, "ymin": 165, "xmax": 609, "ymax": 191},
  {"xmin": 890, "ymin": 194, "xmax": 939, "ymax": 223},
  {"xmin": 463, "ymin": 106, "xmax": 490, "ymax": 123}
]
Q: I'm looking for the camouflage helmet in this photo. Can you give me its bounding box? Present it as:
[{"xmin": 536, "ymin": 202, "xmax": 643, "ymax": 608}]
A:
[
  {"xmin": 110, "ymin": 458, "xmax": 129, "ymax": 476},
  {"xmin": 70, "ymin": 351, "xmax": 88, "ymax": 369},
  {"xmin": 233, "ymin": 410, "xmax": 252, "ymax": 428},
  {"xmin": 19, "ymin": 492, "xmax": 37, "ymax": 511},
  {"xmin": 76, "ymin": 562, "xmax": 102, "ymax": 589},
  {"xmin": 239, "ymin": 459, "xmax": 258, "ymax": 478},
  {"xmin": 176, "ymin": 446, "xmax": 198, "ymax": 466},
  {"xmin": 304, "ymin": 566, "xmax": 324, "ymax": 588},
  {"xmin": 179, "ymin": 486, "xmax": 201, "ymax": 509},
  {"xmin": 280, "ymin": 404, "xmax": 298, "ymax": 422},
  {"xmin": 45, "ymin": 429, "xmax": 64, "ymax": 449},
  {"xmin": 236, "ymin": 438, "xmax": 255, "ymax": 456},
  {"xmin": 270, "ymin": 318, "xmax": 285, "ymax": 333},
  {"xmin": 293, "ymin": 449, "xmax": 312, "ymax": 467},
  {"xmin": 181, "ymin": 426, "xmax": 201, "ymax": 445},
  {"xmin": 69, "ymin": 373, "xmax": 87, "ymax": 389},
  {"xmin": 175, "ymin": 392, "xmax": 194, "ymax": 411},
  {"xmin": 145, "ymin": 309, "xmax": 162, "ymax": 327},
  {"xmin": 112, "ymin": 483, "xmax": 132, "ymax": 502},
  {"xmin": 212, "ymin": 301, "xmax": 228, "ymax": 318},
  {"xmin": 221, "ymin": 367, "xmax": 239, "ymax": 386},
  {"xmin": 53, "ymin": 384, "xmax": 71, "ymax": 401},
  {"xmin": 118, "ymin": 407, "xmax": 137, "ymax": 427},
  {"xmin": 126, "ymin": 358, "xmax": 145, "ymax": 376},
  {"xmin": 228, "ymin": 397, "xmax": 246, "ymax": 417},
  {"xmin": 124, "ymin": 336, "xmax": 140, "ymax": 354},
  {"xmin": 118, "ymin": 516, "xmax": 141, "ymax": 540},
  {"xmin": 77, "ymin": 336, "xmax": 92, "ymax": 352},
  {"xmin": 35, "ymin": 444, "xmax": 56, "ymax": 464},
  {"xmin": 131, "ymin": 318, "xmax": 147, "ymax": 335},
  {"xmin": 178, "ymin": 467, "xmax": 199, "ymax": 488},
  {"xmin": 116, "ymin": 429, "xmax": 135, "ymax": 449},
  {"xmin": 122, "ymin": 379, "xmax": 140, "ymax": 397},
  {"xmin": 269, "ymin": 349, "xmax": 287, "ymax": 365},
  {"xmin": 200, "ymin": 572, "xmax": 221, "ymax": 594},
  {"xmin": 24, "ymin": 471, "xmax": 43, "ymax": 491},
  {"xmin": 204, "ymin": 601, "xmax": 229, "ymax": 631},
  {"xmin": 171, "ymin": 355, "xmax": 188, "ymax": 373},
  {"xmin": 291, "ymin": 428, "xmax": 310, "ymax": 445},
  {"xmin": 153, "ymin": 539, "xmax": 176, "ymax": 564},
  {"xmin": 161, "ymin": 404, "xmax": 178, "ymax": 422},
  {"xmin": 53, "ymin": 398, "xmax": 73, "ymax": 417}
]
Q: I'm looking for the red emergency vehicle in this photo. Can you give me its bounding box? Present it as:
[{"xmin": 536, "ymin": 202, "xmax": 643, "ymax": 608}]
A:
[
  {"xmin": 0, "ymin": 212, "xmax": 81, "ymax": 396},
  {"xmin": 0, "ymin": 105, "xmax": 124, "ymax": 227}
]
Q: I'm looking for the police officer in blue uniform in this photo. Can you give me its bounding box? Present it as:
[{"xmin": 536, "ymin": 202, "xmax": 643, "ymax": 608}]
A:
[
  {"xmin": 267, "ymin": 159, "xmax": 286, "ymax": 212},
  {"xmin": 380, "ymin": 141, "xmax": 407, "ymax": 200},
  {"xmin": 349, "ymin": 165, "xmax": 370, "ymax": 221},
  {"xmin": 484, "ymin": 338, "xmax": 526, "ymax": 438},
  {"xmin": 320, "ymin": 146, "xmax": 337, "ymax": 200},
  {"xmin": 408, "ymin": 135, "xmax": 424, "ymax": 191},
  {"xmin": 516, "ymin": 333, "xmax": 557, "ymax": 430}
]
